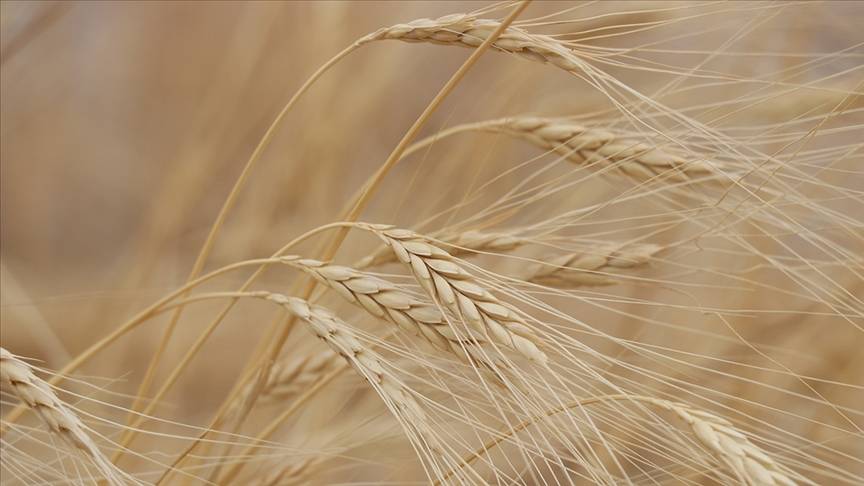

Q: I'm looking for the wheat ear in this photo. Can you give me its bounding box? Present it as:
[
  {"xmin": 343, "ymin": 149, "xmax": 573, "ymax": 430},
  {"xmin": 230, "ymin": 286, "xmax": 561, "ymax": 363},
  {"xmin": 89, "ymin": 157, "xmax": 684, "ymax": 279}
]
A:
[
  {"xmin": 263, "ymin": 295, "xmax": 440, "ymax": 454},
  {"xmin": 646, "ymin": 398, "xmax": 797, "ymax": 486},
  {"xmin": 361, "ymin": 225, "xmax": 548, "ymax": 364},
  {"xmin": 528, "ymin": 242, "xmax": 662, "ymax": 287},
  {"xmin": 357, "ymin": 230, "xmax": 528, "ymax": 269},
  {"xmin": 362, "ymin": 14, "xmax": 583, "ymax": 73},
  {"xmin": 0, "ymin": 347, "xmax": 128, "ymax": 485},
  {"xmin": 234, "ymin": 351, "xmax": 338, "ymax": 411},
  {"xmin": 279, "ymin": 256, "xmax": 493, "ymax": 362},
  {"xmin": 473, "ymin": 117, "xmax": 721, "ymax": 182}
]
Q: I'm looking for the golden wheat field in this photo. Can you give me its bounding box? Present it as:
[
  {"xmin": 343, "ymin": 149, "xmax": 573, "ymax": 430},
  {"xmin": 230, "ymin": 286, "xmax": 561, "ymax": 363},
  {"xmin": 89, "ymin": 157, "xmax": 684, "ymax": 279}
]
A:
[{"xmin": 1, "ymin": 1, "xmax": 862, "ymax": 484}]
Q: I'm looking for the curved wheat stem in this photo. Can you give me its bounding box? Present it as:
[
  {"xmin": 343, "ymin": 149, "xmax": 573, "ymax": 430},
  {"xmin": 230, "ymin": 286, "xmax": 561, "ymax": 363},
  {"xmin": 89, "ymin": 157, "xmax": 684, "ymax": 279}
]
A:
[
  {"xmin": 361, "ymin": 225, "xmax": 548, "ymax": 364},
  {"xmin": 528, "ymin": 242, "xmax": 662, "ymax": 287},
  {"xmin": 0, "ymin": 348, "xmax": 129, "ymax": 485}
]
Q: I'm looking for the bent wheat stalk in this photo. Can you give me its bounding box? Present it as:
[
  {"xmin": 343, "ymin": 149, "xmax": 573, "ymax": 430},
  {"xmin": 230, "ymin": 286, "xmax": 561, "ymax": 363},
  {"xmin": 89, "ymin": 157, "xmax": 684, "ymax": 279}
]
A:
[
  {"xmin": 0, "ymin": 348, "xmax": 128, "ymax": 485},
  {"xmin": 363, "ymin": 225, "xmax": 548, "ymax": 364},
  {"xmin": 528, "ymin": 242, "xmax": 662, "ymax": 287}
]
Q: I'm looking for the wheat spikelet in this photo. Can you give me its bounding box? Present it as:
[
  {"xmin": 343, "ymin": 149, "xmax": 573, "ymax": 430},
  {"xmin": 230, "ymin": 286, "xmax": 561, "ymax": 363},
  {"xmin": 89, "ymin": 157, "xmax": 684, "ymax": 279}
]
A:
[
  {"xmin": 279, "ymin": 256, "xmax": 492, "ymax": 361},
  {"xmin": 360, "ymin": 224, "xmax": 548, "ymax": 364},
  {"xmin": 646, "ymin": 398, "xmax": 797, "ymax": 486},
  {"xmin": 0, "ymin": 347, "xmax": 128, "ymax": 485},
  {"xmin": 235, "ymin": 352, "xmax": 338, "ymax": 411},
  {"xmin": 362, "ymin": 13, "xmax": 583, "ymax": 73},
  {"xmin": 263, "ymin": 294, "xmax": 440, "ymax": 453},
  {"xmin": 528, "ymin": 242, "xmax": 662, "ymax": 288},
  {"xmin": 357, "ymin": 230, "xmax": 528, "ymax": 269},
  {"xmin": 473, "ymin": 117, "xmax": 721, "ymax": 182}
]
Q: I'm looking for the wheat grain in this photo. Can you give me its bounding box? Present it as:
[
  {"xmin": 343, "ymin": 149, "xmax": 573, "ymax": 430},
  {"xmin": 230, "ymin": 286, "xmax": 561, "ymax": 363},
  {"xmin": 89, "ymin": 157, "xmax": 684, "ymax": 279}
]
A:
[
  {"xmin": 361, "ymin": 225, "xmax": 548, "ymax": 364},
  {"xmin": 0, "ymin": 347, "xmax": 128, "ymax": 485},
  {"xmin": 528, "ymin": 242, "xmax": 662, "ymax": 287}
]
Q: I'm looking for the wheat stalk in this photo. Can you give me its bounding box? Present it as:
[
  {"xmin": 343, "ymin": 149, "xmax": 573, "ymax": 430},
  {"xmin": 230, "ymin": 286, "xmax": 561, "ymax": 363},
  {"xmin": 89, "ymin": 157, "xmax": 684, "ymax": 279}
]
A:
[
  {"xmin": 527, "ymin": 242, "xmax": 662, "ymax": 287},
  {"xmin": 361, "ymin": 225, "xmax": 548, "ymax": 364},
  {"xmin": 0, "ymin": 347, "xmax": 128, "ymax": 485}
]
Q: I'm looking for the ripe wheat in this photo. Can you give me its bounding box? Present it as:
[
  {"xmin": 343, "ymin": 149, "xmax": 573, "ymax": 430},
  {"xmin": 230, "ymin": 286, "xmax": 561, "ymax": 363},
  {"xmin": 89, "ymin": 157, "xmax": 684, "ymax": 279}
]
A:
[
  {"xmin": 263, "ymin": 294, "xmax": 440, "ymax": 453},
  {"xmin": 278, "ymin": 256, "xmax": 500, "ymax": 363},
  {"xmin": 0, "ymin": 347, "xmax": 128, "ymax": 485},
  {"xmin": 528, "ymin": 242, "xmax": 662, "ymax": 287},
  {"xmin": 362, "ymin": 224, "xmax": 548, "ymax": 364}
]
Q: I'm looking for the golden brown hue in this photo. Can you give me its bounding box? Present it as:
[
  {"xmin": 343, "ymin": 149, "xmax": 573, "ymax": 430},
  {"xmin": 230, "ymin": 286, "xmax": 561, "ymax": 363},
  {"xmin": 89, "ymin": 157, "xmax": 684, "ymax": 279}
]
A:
[{"xmin": 1, "ymin": 1, "xmax": 862, "ymax": 485}]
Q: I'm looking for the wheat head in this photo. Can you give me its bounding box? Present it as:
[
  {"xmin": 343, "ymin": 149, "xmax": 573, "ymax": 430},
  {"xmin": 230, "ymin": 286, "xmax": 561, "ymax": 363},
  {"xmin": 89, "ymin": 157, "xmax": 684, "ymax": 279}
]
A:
[
  {"xmin": 360, "ymin": 224, "xmax": 548, "ymax": 364},
  {"xmin": 528, "ymin": 242, "xmax": 662, "ymax": 287},
  {"xmin": 648, "ymin": 398, "xmax": 798, "ymax": 486},
  {"xmin": 263, "ymin": 294, "xmax": 440, "ymax": 453},
  {"xmin": 0, "ymin": 347, "xmax": 128, "ymax": 485}
]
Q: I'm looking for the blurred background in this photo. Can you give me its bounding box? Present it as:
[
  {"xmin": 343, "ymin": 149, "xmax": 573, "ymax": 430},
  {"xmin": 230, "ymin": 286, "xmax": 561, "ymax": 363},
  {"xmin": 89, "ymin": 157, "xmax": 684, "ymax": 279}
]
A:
[{"xmin": 2, "ymin": 1, "xmax": 862, "ymax": 483}]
